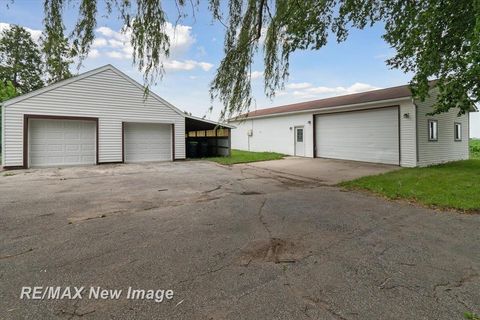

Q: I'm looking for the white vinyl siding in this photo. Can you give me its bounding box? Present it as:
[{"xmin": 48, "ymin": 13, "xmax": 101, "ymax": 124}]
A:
[
  {"xmin": 29, "ymin": 119, "xmax": 96, "ymax": 167},
  {"xmin": 2, "ymin": 67, "xmax": 185, "ymax": 167},
  {"xmin": 230, "ymin": 113, "xmax": 314, "ymax": 157},
  {"xmin": 416, "ymin": 88, "xmax": 469, "ymax": 166},
  {"xmin": 315, "ymin": 107, "xmax": 400, "ymax": 165},
  {"xmin": 124, "ymin": 123, "xmax": 172, "ymax": 162},
  {"xmin": 398, "ymin": 101, "xmax": 417, "ymax": 167}
]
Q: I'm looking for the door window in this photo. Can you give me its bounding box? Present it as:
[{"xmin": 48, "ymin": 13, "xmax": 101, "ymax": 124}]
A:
[{"xmin": 296, "ymin": 128, "xmax": 303, "ymax": 142}]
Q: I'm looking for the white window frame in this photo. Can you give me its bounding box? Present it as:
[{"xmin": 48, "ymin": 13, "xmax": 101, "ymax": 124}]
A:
[
  {"xmin": 428, "ymin": 119, "xmax": 438, "ymax": 142},
  {"xmin": 454, "ymin": 122, "xmax": 462, "ymax": 141}
]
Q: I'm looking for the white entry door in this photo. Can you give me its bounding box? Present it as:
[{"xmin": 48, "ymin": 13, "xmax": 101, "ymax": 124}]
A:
[
  {"xmin": 29, "ymin": 119, "xmax": 96, "ymax": 167},
  {"xmin": 294, "ymin": 126, "xmax": 305, "ymax": 156},
  {"xmin": 124, "ymin": 123, "xmax": 172, "ymax": 162},
  {"xmin": 315, "ymin": 107, "xmax": 399, "ymax": 165}
]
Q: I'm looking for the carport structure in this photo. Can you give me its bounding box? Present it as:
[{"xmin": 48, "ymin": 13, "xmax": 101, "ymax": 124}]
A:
[{"xmin": 185, "ymin": 115, "xmax": 234, "ymax": 158}]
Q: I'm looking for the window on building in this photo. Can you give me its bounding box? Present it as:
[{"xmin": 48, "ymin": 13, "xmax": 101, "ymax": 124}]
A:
[
  {"xmin": 296, "ymin": 128, "xmax": 303, "ymax": 142},
  {"xmin": 428, "ymin": 120, "xmax": 438, "ymax": 141},
  {"xmin": 454, "ymin": 123, "xmax": 462, "ymax": 141}
]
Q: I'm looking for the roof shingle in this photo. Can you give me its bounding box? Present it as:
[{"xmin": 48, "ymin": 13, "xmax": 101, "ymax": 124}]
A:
[{"xmin": 238, "ymin": 84, "xmax": 413, "ymax": 119}]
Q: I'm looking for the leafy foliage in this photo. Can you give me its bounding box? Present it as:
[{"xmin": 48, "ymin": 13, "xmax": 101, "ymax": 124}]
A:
[
  {"xmin": 0, "ymin": 80, "xmax": 18, "ymax": 150},
  {"xmin": 470, "ymin": 139, "xmax": 480, "ymax": 159},
  {"xmin": 0, "ymin": 25, "xmax": 44, "ymax": 94},
  {"xmin": 43, "ymin": 0, "xmax": 74, "ymax": 84},
  {"xmin": 6, "ymin": 0, "xmax": 480, "ymax": 118},
  {"xmin": 0, "ymin": 80, "xmax": 18, "ymax": 102}
]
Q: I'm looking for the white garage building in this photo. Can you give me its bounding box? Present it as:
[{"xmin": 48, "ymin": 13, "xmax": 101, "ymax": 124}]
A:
[
  {"xmin": 1, "ymin": 65, "xmax": 232, "ymax": 169},
  {"xmin": 230, "ymin": 84, "xmax": 477, "ymax": 167}
]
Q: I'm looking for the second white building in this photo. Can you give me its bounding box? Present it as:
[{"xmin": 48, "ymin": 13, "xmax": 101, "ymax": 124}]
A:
[{"xmin": 229, "ymin": 84, "xmax": 477, "ymax": 167}]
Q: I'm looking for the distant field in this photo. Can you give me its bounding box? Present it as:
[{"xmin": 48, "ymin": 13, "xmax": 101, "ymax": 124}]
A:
[{"xmin": 471, "ymin": 139, "xmax": 480, "ymax": 159}]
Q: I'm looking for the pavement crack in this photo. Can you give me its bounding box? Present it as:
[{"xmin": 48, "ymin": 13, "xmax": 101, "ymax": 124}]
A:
[
  {"xmin": 203, "ymin": 185, "xmax": 222, "ymax": 194},
  {"xmin": 176, "ymin": 261, "xmax": 234, "ymax": 286},
  {"xmin": 432, "ymin": 271, "xmax": 479, "ymax": 303},
  {"xmin": 0, "ymin": 248, "xmax": 34, "ymax": 260},
  {"xmin": 257, "ymin": 198, "xmax": 272, "ymax": 238},
  {"xmin": 57, "ymin": 301, "xmax": 95, "ymax": 319},
  {"xmin": 282, "ymin": 269, "xmax": 350, "ymax": 320}
]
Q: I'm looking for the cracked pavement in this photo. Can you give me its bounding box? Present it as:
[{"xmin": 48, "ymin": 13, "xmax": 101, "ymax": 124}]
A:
[{"xmin": 0, "ymin": 161, "xmax": 479, "ymax": 319}]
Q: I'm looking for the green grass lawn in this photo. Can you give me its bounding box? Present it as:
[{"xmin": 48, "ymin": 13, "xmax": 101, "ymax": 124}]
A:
[
  {"xmin": 341, "ymin": 159, "xmax": 480, "ymax": 211},
  {"xmin": 205, "ymin": 149, "xmax": 284, "ymax": 165}
]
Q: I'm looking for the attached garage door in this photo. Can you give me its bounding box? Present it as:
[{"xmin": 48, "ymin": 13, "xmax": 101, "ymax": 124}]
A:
[
  {"xmin": 29, "ymin": 119, "xmax": 96, "ymax": 167},
  {"xmin": 124, "ymin": 123, "xmax": 172, "ymax": 162},
  {"xmin": 315, "ymin": 107, "xmax": 399, "ymax": 165}
]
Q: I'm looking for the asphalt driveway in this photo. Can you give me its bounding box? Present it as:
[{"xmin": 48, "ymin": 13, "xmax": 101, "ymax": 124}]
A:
[{"xmin": 0, "ymin": 161, "xmax": 479, "ymax": 319}]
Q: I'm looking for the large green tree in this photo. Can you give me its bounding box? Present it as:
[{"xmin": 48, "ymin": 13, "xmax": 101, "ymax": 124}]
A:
[
  {"xmin": 42, "ymin": 0, "xmax": 74, "ymax": 84},
  {"xmin": 0, "ymin": 25, "xmax": 44, "ymax": 94},
  {"xmin": 15, "ymin": 1, "xmax": 480, "ymax": 118},
  {"xmin": 0, "ymin": 80, "xmax": 18, "ymax": 149}
]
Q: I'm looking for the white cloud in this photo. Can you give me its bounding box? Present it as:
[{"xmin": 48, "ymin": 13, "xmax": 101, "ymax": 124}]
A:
[
  {"xmin": 164, "ymin": 60, "xmax": 213, "ymax": 72},
  {"xmin": 90, "ymin": 23, "xmax": 212, "ymax": 72},
  {"xmin": 0, "ymin": 22, "xmax": 42, "ymax": 42},
  {"xmin": 89, "ymin": 49, "xmax": 100, "ymax": 58},
  {"xmin": 289, "ymin": 82, "xmax": 381, "ymax": 99},
  {"xmin": 250, "ymin": 71, "xmax": 263, "ymax": 80},
  {"xmin": 96, "ymin": 26, "xmax": 125, "ymax": 40},
  {"xmin": 108, "ymin": 39, "xmax": 125, "ymax": 48},
  {"xmin": 92, "ymin": 38, "xmax": 108, "ymax": 47},
  {"xmin": 286, "ymin": 82, "xmax": 312, "ymax": 90},
  {"xmin": 275, "ymin": 91, "xmax": 288, "ymax": 97},
  {"xmin": 106, "ymin": 51, "xmax": 125, "ymax": 59},
  {"xmin": 164, "ymin": 22, "xmax": 195, "ymax": 55}
]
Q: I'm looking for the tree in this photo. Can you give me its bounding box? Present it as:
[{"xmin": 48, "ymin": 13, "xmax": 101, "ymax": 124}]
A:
[
  {"xmin": 0, "ymin": 25, "xmax": 44, "ymax": 94},
  {"xmin": 42, "ymin": 0, "xmax": 74, "ymax": 84},
  {"xmin": 18, "ymin": 1, "xmax": 480, "ymax": 118},
  {"xmin": 0, "ymin": 80, "xmax": 18, "ymax": 150},
  {"xmin": 0, "ymin": 80, "xmax": 17, "ymax": 102}
]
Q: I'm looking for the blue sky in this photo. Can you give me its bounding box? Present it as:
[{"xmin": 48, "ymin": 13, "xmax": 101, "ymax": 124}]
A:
[{"xmin": 1, "ymin": 1, "xmax": 479, "ymax": 137}]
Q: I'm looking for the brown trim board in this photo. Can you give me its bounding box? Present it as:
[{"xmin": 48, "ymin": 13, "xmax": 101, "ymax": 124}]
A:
[
  {"xmin": 397, "ymin": 105, "xmax": 401, "ymax": 166},
  {"xmin": 172, "ymin": 123, "xmax": 175, "ymax": 160},
  {"xmin": 3, "ymin": 165, "xmax": 26, "ymax": 170},
  {"xmin": 312, "ymin": 114, "xmax": 316, "ymax": 158},
  {"xmin": 121, "ymin": 122, "xmax": 125, "ymax": 163},
  {"xmin": 23, "ymin": 114, "xmax": 99, "ymax": 169}
]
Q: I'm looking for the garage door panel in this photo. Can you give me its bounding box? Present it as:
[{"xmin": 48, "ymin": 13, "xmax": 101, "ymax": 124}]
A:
[
  {"xmin": 29, "ymin": 119, "xmax": 96, "ymax": 167},
  {"xmin": 124, "ymin": 123, "xmax": 172, "ymax": 162},
  {"xmin": 315, "ymin": 108, "xmax": 399, "ymax": 165}
]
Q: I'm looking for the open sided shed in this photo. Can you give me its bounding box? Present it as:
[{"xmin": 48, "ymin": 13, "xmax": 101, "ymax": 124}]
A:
[{"xmin": 185, "ymin": 115, "xmax": 234, "ymax": 158}]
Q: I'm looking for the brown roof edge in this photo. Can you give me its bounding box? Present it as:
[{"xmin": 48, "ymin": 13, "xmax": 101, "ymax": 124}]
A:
[{"xmin": 230, "ymin": 84, "xmax": 415, "ymax": 120}]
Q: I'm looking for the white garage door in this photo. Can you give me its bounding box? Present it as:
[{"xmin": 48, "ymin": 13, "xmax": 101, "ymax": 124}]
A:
[
  {"xmin": 29, "ymin": 119, "xmax": 96, "ymax": 167},
  {"xmin": 124, "ymin": 123, "xmax": 172, "ymax": 162},
  {"xmin": 315, "ymin": 107, "xmax": 399, "ymax": 165}
]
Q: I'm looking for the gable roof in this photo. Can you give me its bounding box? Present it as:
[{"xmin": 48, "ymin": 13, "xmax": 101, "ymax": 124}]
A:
[
  {"xmin": 235, "ymin": 84, "xmax": 413, "ymax": 119},
  {"xmin": 1, "ymin": 64, "xmax": 184, "ymax": 116}
]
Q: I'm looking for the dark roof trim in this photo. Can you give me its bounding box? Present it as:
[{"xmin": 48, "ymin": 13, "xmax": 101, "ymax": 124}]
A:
[
  {"xmin": 234, "ymin": 84, "xmax": 413, "ymax": 120},
  {"xmin": 185, "ymin": 114, "xmax": 235, "ymax": 129}
]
